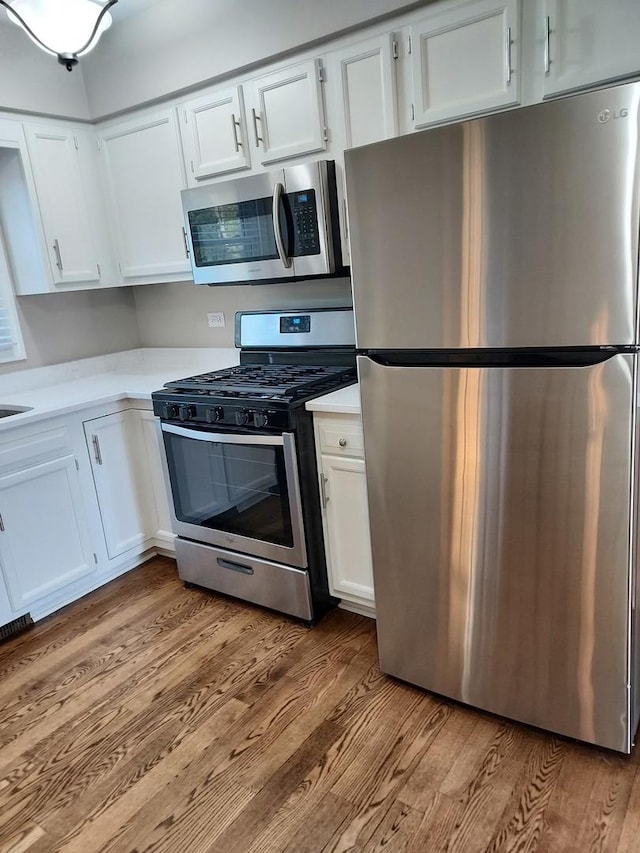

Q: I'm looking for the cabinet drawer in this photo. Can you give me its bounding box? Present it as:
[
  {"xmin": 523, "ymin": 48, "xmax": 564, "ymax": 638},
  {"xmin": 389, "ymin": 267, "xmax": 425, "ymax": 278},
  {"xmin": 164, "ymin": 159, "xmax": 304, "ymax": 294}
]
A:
[{"xmin": 317, "ymin": 416, "xmax": 364, "ymax": 458}]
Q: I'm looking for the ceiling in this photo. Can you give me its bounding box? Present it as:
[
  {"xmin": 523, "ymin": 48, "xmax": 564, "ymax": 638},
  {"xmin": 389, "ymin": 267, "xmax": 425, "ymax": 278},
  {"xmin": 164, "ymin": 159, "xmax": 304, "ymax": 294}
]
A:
[{"xmin": 108, "ymin": 0, "xmax": 159, "ymax": 22}]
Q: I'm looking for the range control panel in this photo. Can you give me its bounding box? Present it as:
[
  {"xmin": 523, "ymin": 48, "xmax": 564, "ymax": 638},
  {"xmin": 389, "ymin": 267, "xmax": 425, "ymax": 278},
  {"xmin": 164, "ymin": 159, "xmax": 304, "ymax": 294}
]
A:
[{"xmin": 153, "ymin": 397, "xmax": 291, "ymax": 432}]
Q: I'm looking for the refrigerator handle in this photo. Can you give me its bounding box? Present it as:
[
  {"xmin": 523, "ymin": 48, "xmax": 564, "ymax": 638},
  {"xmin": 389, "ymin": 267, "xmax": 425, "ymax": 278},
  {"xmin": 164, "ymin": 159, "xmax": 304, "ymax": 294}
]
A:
[
  {"xmin": 272, "ymin": 182, "xmax": 292, "ymax": 269},
  {"xmin": 505, "ymin": 26, "xmax": 512, "ymax": 85}
]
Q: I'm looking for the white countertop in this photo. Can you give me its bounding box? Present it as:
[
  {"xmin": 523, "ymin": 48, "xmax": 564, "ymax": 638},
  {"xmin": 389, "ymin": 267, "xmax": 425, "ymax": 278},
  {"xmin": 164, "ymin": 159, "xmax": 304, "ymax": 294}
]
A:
[
  {"xmin": 0, "ymin": 348, "xmax": 239, "ymax": 432},
  {"xmin": 305, "ymin": 383, "xmax": 361, "ymax": 415}
]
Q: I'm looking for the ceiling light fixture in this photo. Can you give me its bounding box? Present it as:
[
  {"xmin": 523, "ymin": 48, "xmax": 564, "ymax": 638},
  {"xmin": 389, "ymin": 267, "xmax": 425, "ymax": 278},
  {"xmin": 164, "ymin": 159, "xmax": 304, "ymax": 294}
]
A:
[{"xmin": 0, "ymin": 0, "xmax": 117, "ymax": 71}]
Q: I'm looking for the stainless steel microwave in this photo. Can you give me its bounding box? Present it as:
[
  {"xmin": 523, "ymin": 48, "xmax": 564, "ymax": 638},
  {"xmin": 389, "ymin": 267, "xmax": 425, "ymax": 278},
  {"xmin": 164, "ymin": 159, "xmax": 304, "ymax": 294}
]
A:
[{"xmin": 181, "ymin": 160, "xmax": 345, "ymax": 286}]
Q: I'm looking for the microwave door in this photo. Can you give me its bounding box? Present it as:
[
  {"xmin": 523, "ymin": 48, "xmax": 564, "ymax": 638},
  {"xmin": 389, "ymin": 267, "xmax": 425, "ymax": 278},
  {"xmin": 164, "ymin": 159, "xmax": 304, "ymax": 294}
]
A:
[{"xmin": 182, "ymin": 169, "xmax": 294, "ymax": 285}]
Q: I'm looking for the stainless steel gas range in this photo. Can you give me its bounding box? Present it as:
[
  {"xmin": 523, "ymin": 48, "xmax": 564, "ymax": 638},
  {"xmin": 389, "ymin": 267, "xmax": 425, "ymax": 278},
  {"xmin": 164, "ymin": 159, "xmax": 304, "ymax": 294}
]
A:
[{"xmin": 152, "ymin": 308, "xmax": 356, "ymax": 623}]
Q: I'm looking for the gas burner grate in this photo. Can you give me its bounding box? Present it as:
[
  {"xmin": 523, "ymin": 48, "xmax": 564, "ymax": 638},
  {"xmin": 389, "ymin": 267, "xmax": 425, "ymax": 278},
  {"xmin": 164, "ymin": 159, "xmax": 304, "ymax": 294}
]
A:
[{"xmin": 165, "ymin": 363, "xmax": 355, "ymax": 400}]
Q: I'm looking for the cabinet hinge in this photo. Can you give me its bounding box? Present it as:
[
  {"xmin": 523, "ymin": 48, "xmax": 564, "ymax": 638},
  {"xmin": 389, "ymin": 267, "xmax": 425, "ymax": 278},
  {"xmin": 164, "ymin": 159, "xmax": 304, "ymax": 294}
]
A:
[
  {"xmin": 408, "ymin": 35, "xmax": 412, "ymax": 55},
  {"xmin": 0, "ymin": 513, "xmax": 5, "ymax": 532},
  {"xmin": 392, "ymin": 39, "xmax": 399, "ymax": 60},
  {"xmin": 190, "ymin": 159, "xmax": 194, "ymax": 173},
  {"xmin": 96, "ymin": 138, "xmax": 101, "ymax": 152},
  {"xmin": 96, "ymin": 263, "xmax": 101, "ymax": 277},
  {"xmin": 73, "ymin": 135, "xmax": 79, "ymax": 150},
  {"xmin": 318, "ymin": 63, "xmax": 325, "ymax": 83},
  {"xmin": 183, "ymin": 109, "xmax": 188, "ymax": 124},
  {"xmin": 93, "ymin": 553, "xmax": 98, "ymax": 565},
  {"xmin": 323, "ymin": 126, "xmax": 329, "ymax": 143},
  {"xmin": 75, "ymin": 458, "xmax": 79, "ymax": 471},
  {"xmin": 118, "ymin": 262, "xmax": 123, "ymax": 275},
  {"xmin": 411, "ymin": 103, "xmax": 415, "ymax": 121}
]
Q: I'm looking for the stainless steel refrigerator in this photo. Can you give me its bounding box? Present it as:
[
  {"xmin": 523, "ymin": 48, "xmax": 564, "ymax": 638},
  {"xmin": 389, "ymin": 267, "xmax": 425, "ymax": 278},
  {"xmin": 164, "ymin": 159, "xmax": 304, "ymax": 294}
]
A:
[{"xmin": 345, "ymin": 81, "xmax": 640, "ymax": 753}]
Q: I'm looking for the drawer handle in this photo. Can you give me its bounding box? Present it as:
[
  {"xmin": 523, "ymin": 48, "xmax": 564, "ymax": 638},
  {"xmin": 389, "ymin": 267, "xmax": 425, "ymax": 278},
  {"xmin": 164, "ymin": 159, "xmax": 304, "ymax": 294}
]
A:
[
  {"xmin": 338, "ymin": 438, "xmax": 348, "ymax": 447},
  {"xmin": 217, "ymin": 557, "xmax": 254, "ymax": 575}
]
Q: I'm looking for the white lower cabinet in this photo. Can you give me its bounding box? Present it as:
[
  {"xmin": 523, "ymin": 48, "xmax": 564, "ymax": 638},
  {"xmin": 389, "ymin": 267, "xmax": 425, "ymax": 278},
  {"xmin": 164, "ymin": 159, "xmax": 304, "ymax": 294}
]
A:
[
  {"xmin": 313, "ymin": 412, "xmax": 375, "ymax": 616},
  {"xmin": 0, "ymin": 429, "xmax": 95, "ymax": 616},
  {"xmin": 138, "ymin": 409, "xmax": 174, "ymax": 548},
  {"xmin": 83, "ymin": 409, "xmax": 160, "ymax": 560}
]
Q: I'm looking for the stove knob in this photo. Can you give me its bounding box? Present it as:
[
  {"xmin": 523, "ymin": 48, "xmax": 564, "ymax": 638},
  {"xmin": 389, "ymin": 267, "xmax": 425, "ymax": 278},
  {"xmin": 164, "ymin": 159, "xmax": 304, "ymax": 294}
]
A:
[
  {"xmin": 206, "ymin": 406, "xmax": 224, "ymax": 424},
  {"xmin": 178, "ymin": 404, "xmax": 196, "ymax": 421},
  {"xmin": 254, "ymin": 412, "xmax": 269, "ymax": 429},
  {"xmin": 235, "ymin": 409, "xmax": 250, "ymax": 426},
  {"xmin": 162, "ymin": 403, "xmax": 178, "ymax": 420}
]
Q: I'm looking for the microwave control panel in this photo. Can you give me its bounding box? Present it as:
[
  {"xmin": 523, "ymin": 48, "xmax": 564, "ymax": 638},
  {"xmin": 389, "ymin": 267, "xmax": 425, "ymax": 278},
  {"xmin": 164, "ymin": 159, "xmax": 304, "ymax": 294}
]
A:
[{"xmin": 288, "ymin": 190, "xmax": 320, "ymax": 256}]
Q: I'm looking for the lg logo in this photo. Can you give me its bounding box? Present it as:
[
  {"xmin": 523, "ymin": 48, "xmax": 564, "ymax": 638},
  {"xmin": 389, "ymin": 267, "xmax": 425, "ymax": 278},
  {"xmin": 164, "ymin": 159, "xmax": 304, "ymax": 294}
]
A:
[{"xmin": 598, "ymin": 108, "xmax": 629, "ymax": 123}]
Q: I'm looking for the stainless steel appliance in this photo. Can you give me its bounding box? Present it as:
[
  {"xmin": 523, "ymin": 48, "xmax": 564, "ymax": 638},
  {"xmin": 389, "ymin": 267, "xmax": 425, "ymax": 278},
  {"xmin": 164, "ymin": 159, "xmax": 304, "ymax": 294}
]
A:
[
  {"xmin": 152, "ymin": 308, "xmax": 356, "ymax": 622},
  {"xmin": 181, "ymin": 160, "xmax": 345, "ymax": 285},
  {"xmin": 345, "ymin": 81, "xmax": 640, "ymax": 752}
]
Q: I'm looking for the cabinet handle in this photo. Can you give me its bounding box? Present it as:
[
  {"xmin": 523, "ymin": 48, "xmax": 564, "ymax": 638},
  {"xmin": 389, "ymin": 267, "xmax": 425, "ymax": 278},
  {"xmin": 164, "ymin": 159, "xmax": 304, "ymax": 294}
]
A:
[
  {"xmin": 505, "ymin": 25, "xmax": 512, "ymax": 85},
  {"xmin": 92, "ymin": 434, "xmax": 103, "ymax": 466},
  {"xmin": 251, "ymin": 108, "xmax": 263, "ymax": 148},
  {"xmin": 338, "ymin": 438, "xmax": 347, "ymax": 447},
  {"xmin": 181, "ymin": 226, "xmax": 190, "ymax": 259},
  {"xmin": 0, "ymin": 513, "xmax": 4, "ymax": 532},
  {"xmin": 231, "ymin": 113, "xmax": 242, "ymax": 151},
  {"xmin": 320, "ymin": 474, "xmax": 329, "ymax": 508},
  {"xmin": 544, "ymin": 15, "xmax": 551, "ymax": 75},
  {"xmin": 53, "ymin": 239, "xmax": 63, "ymax": 272}
]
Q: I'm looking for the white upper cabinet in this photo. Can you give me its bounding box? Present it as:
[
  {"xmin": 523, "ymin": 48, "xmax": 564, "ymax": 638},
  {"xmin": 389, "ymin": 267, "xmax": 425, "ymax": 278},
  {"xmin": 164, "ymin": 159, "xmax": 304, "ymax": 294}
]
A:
[
  {"xmin": 25, "ymin": 125, "xmax": 101, "ymax": 287},
  {"xmin": 542, "ymin": 0, "xmax": 640, "ymax": 97},
  {"xmin": 410, "ymin": 0, "xmax": 521, "ymax": 127},
  {"xmin": 243, "ymin": 59, "xmax": 327, "ymax": 165},
  {"xmin": 98, "ymin": 108, "xmax": 191, "ymax": 282},
  {"xmin": 326, "ymin": 33, "xmax": 399, "ymax": 150},
  {"xmin": 180, "ymin": 86, "xmax": 251, "ymax": 184}
]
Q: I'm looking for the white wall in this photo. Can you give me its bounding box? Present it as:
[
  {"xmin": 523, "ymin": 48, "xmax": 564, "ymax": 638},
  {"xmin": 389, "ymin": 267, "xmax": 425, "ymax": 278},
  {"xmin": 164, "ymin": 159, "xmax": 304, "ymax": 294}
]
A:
[
  {"xmin": 133, "ymin": 278, "xmax": 352, "ymax": 348},
  {"xmin": 83, "ymin": 0, "xmax": 428, "ymax": 118},
  {"xmin": 0, "ymin": 20, "xmax": 90, "ymax": 119},
  {"xmin": 0, "ymin": 288, "xmax": 141, "ymax": 374}
]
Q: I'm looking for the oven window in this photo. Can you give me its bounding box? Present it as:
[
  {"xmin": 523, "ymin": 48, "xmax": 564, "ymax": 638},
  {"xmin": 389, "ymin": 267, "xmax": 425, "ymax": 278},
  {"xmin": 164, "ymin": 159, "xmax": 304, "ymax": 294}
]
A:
[
  {"xmin": 163, "ymin": 431, "xmax": 294, "ymax": 548},
  {"xmin": 188, "ymin": 198, "xmax": 279, "ymax": 267}
]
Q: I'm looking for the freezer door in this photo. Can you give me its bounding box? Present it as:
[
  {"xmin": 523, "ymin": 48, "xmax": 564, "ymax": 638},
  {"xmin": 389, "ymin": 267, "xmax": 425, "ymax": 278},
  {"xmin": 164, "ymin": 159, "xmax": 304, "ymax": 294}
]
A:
[
  {"xmin": 359, "ymin": 354, "xmax": 635, "ymax": 751},
  {"xmin": 346, "ymin": 82, "xmax": 640, "ymax": 349}
]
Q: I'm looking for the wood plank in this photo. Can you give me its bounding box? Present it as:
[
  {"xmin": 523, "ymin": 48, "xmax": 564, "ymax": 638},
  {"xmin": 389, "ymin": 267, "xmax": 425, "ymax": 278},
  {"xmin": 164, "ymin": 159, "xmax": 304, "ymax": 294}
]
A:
[{"xmin": 1, "ymin": 556, "xmax": 640, "ymax": 853}]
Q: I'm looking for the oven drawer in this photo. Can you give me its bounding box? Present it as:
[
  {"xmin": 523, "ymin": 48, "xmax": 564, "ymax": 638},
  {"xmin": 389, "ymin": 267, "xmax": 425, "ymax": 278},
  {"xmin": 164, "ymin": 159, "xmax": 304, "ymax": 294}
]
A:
[
  {"xmin": 175, "ymin": 538, "xmax": 313, "ymax": 621},
  {"xmin": 316, "ymin": 415, "xmax": 364, "ymax": 458}
]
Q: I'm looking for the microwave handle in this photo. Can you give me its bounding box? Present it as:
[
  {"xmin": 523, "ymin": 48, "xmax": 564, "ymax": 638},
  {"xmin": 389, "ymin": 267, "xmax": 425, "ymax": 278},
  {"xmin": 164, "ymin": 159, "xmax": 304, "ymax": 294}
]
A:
[{"xmin": 272, "ymin": 182, "xmax": 292, "ymax": 269}]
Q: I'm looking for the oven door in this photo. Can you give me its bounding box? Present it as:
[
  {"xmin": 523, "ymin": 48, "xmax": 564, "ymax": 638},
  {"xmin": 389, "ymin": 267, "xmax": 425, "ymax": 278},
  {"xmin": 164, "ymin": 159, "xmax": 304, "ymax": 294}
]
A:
[{"xmin": 160, "ymin": 423, "xmax": 308, "ymax": 568}]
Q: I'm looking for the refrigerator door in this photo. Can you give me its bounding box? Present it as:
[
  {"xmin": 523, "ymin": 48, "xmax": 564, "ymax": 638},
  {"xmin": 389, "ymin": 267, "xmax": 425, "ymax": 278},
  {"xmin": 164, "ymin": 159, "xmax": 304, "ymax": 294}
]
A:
[
  {"xmin": 346, "ymin": 82, "xmax": 640, "ymax": 350},
  {"xmin": 358, "ymin": 353, "xmax": 635, "ymax": 751}
]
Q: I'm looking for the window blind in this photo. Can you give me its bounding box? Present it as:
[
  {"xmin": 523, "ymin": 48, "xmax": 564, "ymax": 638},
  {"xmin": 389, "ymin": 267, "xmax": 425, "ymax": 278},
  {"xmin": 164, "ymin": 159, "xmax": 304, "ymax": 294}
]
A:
[{"xmin": 0, "ymin": 234, "xmax": 25, "ymax": 363}]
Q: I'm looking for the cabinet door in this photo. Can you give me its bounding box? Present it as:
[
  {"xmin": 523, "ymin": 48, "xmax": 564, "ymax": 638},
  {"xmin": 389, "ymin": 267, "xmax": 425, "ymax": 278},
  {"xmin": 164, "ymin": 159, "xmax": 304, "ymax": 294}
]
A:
[
  {"xmin": 26, "ymin": 126, "xmax": 100, "ymax": 285},
  {"xmin": 85, "ymin": 410, "xmax": 156, "ymax": 560},
  {"xmin": 320, "ymin": 454, "xmax": 375, "ymax": 608},
  {"xmin": 243, "ymin": 59, "xmax": 327, "ymax": 164},
  {"xmin": 98, "ymin": 109, "xmax": 190, "ymax": 280},
  {"xmin": 327, "ymin": 33, "xmax": 399, "ymax": 150},
  {"xmin": 543, "ymin": 0, "xmax": 640, "ymax": 97},
  {"xmin": 0, "ymin": 455, "xmax": 94, "ymax": 609},
  {"xmin": 139, "ymin": 410, "xmax": 173, "ymax": 545},
  {"xmin": 410, "ymin": 0, "xmax": 520, "ymax": 127},
  {"xmin": 180, "ymin": 86, "xmax": 251, "ymax": 184}
]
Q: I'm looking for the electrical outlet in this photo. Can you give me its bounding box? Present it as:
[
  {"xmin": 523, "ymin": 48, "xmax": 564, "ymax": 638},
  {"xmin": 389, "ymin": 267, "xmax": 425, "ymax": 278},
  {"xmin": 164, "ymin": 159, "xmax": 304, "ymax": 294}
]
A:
[{"xmin": 207, "ymin": 312, "xmax": 225, "ymax": 328}]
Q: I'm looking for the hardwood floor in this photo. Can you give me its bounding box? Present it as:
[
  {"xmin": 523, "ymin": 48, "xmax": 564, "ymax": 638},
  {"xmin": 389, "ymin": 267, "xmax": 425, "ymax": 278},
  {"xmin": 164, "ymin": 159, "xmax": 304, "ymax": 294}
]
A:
[{"xmin": 1, "ymin": 557, "xmax": 640, "ymax": 853}]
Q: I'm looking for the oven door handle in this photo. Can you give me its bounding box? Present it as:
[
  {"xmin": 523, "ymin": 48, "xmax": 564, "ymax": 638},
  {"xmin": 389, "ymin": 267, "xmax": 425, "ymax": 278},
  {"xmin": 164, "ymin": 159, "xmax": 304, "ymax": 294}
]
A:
[
  {"xmin": 161, "ymin": 422, "xmax": 286, "ymax": 446},
  {"xmin": 272, "ymin": 182, "xmax": 292, "ymax": 269}
]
